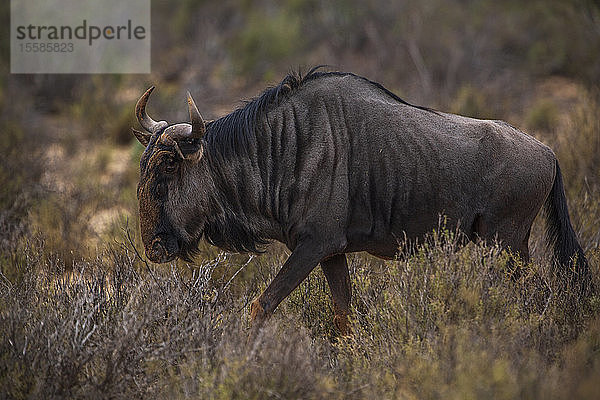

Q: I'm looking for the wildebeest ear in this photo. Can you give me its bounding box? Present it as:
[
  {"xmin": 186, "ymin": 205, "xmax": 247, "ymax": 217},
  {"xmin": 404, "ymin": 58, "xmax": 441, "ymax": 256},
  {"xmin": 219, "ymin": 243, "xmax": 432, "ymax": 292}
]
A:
[{"xmin": 132, "ymin": 127, "xmax": 151, "ymax": 146}]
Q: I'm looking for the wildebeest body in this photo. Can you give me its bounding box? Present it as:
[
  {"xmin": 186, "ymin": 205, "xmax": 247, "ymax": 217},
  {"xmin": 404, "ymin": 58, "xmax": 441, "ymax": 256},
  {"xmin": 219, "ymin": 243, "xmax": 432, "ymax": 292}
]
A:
[
  {"xmin": 221, "ymin": 74, "xmax": 554, "ymax": 258},
  {"xmin": 133, "ymin": 69, "xmax": 589, "ymax": 334}
]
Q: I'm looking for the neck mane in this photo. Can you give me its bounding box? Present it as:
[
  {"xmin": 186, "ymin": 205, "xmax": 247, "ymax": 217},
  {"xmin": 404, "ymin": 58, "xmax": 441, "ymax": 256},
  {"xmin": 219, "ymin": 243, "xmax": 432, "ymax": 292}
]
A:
[{"xmin": 204, "ymin": 66, "xmax": 429, "ymax": 159}]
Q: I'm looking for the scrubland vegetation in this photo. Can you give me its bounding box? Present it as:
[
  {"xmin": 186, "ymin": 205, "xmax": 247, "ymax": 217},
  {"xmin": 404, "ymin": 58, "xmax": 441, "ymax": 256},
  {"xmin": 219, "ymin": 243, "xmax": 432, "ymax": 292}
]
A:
[{"xmin": 1, "ymin": 1, "xmax": 599, "ymax": 398}]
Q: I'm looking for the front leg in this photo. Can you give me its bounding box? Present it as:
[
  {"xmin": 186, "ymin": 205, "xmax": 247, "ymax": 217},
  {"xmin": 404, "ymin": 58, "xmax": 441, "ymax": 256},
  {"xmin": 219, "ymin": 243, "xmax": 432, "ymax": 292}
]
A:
[
  {"xmin": 321, "ymin": 254, "xmax": 352, "ymax": 335},
  {"xmin": 250, "ymin": 239, "xmax": 335, "ymax": 326}
]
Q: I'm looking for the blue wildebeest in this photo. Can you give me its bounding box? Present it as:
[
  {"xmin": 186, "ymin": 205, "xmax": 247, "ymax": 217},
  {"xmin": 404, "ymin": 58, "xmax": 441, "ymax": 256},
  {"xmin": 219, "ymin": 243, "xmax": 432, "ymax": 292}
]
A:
[{"xmin": 132, "ymin": 68, "xmax": 590, "ymax": 333}]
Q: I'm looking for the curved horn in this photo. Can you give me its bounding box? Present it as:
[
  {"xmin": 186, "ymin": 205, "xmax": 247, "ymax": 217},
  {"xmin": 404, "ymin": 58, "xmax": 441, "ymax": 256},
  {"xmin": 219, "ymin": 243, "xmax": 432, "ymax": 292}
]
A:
[
  {"xmin": 187, "ymin": 91, "xmax": 206, "ymax": 138},
  {"xmin": 136, "ymin": 86, "xmax": 168, "ymax": 133}
]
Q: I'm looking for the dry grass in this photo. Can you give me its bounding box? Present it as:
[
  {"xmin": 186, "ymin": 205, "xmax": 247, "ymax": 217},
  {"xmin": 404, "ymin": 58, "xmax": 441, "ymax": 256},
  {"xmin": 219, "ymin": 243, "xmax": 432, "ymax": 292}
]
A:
[{"xmin": 1, "ymin": 224, "xmax": 599, "ymax": 399}]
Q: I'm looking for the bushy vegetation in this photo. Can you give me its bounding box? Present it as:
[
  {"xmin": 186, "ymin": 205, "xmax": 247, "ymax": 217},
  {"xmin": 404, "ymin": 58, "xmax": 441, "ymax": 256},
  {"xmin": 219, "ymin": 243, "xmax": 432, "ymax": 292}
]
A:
[
  {"xmin": 1, "ymin": 230, "xmax": 599, "ymax": 399},
  {"xmin": 1, "ymin": 0, "xmax": 600, "ymax": 398}
]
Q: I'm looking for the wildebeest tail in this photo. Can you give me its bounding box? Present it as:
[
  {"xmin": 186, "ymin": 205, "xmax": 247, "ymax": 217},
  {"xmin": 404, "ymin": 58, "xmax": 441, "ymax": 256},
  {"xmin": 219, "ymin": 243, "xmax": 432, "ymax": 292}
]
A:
[{"xmin": 544, "ymin": 160, "xmax": 591, "ymax": 288}]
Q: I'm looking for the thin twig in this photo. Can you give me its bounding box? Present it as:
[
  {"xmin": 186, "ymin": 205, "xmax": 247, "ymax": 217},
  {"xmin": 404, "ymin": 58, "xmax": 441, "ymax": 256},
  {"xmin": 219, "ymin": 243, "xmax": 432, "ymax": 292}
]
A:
[
  {"xmin": 0, "ymin": 269, "xmax": 13, "ymax": 291},
  {"xmin": 223, "ymin": 254, "xmax": 255, "ymax": 292},
  {"xmin": 122, "ymin": 218, "xmax": 165, "ymax": 296}
]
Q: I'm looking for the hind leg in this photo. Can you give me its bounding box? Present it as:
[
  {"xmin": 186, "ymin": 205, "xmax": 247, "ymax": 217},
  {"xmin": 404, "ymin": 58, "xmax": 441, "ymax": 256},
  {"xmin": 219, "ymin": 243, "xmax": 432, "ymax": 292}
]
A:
[
  {"xmin": 498, "ymin": 224, "xmax": 532, "ymax": 280},
  {"xmin": 321, "ymin": 254, "xmax": 352, "ymax": 335},
  {"xmin": 516, "ymin": 228, "xmax": 531, "ymax": 264},
  {"xmin": 472, "ymin": 214, "xmax": 531, "ymax": 278},
  {"xmin": 507, "ymin": 227, "xmax": 531, "ymax": 280}
]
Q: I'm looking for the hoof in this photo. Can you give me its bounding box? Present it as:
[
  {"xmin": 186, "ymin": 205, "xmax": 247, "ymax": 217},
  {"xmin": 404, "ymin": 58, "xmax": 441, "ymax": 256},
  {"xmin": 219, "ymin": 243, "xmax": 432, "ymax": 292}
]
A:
[
  {"xmin": 250, "ymin": 298, "xmax": 266, "ymax": 322},
  {"xmin": 333, "ymin": 314, "xmax": 351, "ymax": 336}
]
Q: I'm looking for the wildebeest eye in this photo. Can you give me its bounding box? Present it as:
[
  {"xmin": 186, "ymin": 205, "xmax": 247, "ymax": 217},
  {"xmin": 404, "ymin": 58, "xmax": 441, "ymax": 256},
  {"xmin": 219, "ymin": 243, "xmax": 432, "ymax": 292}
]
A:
[{"xmin": 164, "ymin": 157, "xmax": 178, "ymax": 174}]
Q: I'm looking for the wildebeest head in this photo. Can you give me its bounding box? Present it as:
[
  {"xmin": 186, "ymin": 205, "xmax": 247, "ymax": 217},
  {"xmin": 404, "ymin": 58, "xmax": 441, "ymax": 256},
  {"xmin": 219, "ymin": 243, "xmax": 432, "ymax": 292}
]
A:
[{"xmin": 132, "ymin": 87, "xmax": 209, "ymax": 263}]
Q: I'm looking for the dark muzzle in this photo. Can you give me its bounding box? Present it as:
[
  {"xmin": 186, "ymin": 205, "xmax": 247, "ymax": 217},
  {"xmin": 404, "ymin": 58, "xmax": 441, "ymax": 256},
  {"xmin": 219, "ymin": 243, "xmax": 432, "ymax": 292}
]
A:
[{"xmin": 146, "ymin": 235, "xmax": 179, "ymax": 263}]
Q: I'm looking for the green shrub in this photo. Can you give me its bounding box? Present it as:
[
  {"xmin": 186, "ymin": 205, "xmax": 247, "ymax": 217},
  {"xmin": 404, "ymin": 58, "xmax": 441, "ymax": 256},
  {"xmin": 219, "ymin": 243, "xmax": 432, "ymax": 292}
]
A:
[
  {"xmin": 229, "ymin": 7, "xmax": 303, "ymax": 79},
  {"xmin": 556, "ymin": 92, "xmax": 600, "ymax": 193},
  {"xmin": 451, "ymin": 85, "xmax": 493, "ymax": 119},
  {"xmin": 526, "ymin": 99, "xmax": 559, "ymax": 133}
]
